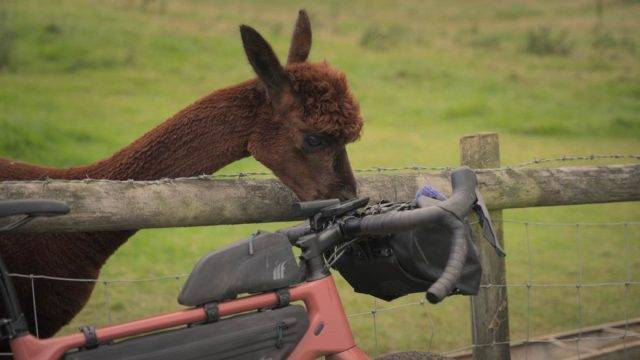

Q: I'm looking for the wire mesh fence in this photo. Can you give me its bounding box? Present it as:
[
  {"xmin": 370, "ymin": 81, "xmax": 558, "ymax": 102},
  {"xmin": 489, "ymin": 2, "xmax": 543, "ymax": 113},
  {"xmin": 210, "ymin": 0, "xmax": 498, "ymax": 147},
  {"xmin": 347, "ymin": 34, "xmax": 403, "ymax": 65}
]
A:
[
  {"xmin": 443, "ymin": 220, "xmax": 640, "ymax": 359},
  {"xmin": 2, "ymin": 154, "xmax": 639, "ymax": 358},
  {"xmin": 6, "ymin": 219, "xmax": 637, "ymax": 358},
  {"xmin": 334, "ymin": 219, "xmax": 640, "ymax": 358}
]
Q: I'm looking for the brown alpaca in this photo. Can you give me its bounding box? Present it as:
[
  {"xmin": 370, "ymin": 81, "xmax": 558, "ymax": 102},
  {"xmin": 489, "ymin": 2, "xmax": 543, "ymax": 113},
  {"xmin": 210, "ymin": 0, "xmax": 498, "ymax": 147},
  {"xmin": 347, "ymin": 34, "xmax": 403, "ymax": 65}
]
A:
[{"xmin": 0, "ymin": 10, "xmax": 363, "ymax": 338}]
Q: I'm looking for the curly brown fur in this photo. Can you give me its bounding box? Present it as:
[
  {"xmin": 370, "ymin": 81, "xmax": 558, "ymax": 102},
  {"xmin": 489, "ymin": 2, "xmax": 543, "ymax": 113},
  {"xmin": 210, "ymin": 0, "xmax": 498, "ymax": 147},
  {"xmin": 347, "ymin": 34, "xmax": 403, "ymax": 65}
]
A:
[
  {"xmin": 289, "ymin": 62, "xmax": 363, "ymax": 142},
  {"xmin": 0, "ymin": 10, "xmax": 362, "ymax": 339}
]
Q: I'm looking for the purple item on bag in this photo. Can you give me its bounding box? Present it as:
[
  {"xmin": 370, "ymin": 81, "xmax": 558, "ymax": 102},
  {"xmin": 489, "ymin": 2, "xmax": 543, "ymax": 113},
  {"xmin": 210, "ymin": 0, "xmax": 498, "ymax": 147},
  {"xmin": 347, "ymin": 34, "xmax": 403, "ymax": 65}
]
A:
[{"xmin": 415, "ymin": 184, "xmax": 446, "ymax": 201}]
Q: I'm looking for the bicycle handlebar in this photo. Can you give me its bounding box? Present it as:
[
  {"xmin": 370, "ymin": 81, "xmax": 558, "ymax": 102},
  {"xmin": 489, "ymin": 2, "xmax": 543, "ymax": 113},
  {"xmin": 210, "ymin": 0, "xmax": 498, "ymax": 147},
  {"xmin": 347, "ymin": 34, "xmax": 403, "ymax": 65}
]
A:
[
  {"xmin": 0, "ymin": 200, "xmax": 70, "ymax": 219},
  {"xmin": 280, "ymin": 167, "xmax": 481, "ymax": 304},
  {"xmin": 343, "ymin": 167, "xmax": 476, "ymax": 303},
  {"xmin": 0, "ymin": 199, "xmax": 70, "ymax": 232}
]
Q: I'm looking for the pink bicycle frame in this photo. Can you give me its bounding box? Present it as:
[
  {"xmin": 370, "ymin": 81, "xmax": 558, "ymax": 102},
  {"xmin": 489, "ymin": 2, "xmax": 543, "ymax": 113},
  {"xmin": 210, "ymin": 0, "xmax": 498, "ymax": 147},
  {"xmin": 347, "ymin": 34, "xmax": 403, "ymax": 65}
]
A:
[{"xmin": 10, "ymin": 275, "xmax": 370, "ymax": 360}]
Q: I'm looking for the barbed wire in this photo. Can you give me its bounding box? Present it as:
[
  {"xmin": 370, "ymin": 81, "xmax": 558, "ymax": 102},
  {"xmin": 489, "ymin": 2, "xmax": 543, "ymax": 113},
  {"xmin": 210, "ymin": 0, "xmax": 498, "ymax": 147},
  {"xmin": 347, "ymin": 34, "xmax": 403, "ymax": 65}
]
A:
[
  {"xmin": 1, "ymin": 153, "xmax": 638, "ymax": 184},
  {"xmin": 508, "ymin": 154, "xmax": 640, "ymax": 168},
  {"xmin": 211, "ymin": 153, "xmax": 640, "ymax": 178}
]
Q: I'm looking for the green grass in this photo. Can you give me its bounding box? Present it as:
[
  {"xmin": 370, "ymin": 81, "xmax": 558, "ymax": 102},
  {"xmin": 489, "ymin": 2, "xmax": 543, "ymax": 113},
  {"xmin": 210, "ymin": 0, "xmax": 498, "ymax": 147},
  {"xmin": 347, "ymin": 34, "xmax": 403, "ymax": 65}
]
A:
[{"xmin": 1, "ymin": 0, "xmax": 640, "ymax": 355}]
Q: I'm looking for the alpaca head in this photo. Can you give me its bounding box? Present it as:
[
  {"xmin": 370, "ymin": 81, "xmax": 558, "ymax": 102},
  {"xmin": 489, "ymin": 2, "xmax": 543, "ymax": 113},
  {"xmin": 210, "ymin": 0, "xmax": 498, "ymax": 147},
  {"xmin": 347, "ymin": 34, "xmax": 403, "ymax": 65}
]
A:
[{"xmin": 241, "ymin": 10, "xmax": 363, "ymax": 201}]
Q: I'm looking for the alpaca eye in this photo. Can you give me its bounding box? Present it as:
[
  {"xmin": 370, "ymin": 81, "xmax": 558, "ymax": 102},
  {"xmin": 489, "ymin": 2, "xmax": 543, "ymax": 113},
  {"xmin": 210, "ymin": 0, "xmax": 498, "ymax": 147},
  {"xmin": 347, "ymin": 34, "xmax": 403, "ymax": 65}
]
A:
[{"xmin": 304, "ymin": 134, "xmax": 324, "ymax": 148}]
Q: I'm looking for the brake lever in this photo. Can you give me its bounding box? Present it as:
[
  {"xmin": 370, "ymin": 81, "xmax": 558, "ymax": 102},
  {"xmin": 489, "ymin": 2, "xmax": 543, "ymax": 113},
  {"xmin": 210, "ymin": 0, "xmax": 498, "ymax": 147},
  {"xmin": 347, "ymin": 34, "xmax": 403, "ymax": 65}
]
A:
[
  {"xmin": 310, "ymin": 197, "xmax": 369, "ymax": 232},
  {"xmin": 473, "ymin": 188, "xmax": 506, "ymax": 257}
]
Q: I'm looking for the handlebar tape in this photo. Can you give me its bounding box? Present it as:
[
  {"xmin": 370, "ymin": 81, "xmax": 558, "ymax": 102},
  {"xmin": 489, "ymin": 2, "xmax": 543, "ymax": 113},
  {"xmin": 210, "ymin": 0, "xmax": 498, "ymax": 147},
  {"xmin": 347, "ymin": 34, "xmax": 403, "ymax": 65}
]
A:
[
  {"xmin": 348, "ymin": 166, "xmax": 479, "ymax": 304},
  {"xmin": 350, "ymin": 167, "xmax": 478, "ymax": 235},
  {"xmin": 351, "ymin": 206, "xmax": 469, "ymax": 304},
  {"xmin": 427, "ymin": 167, "xmax": 476, "ymax": 303},
  {"xmin": 284, "ymin": 167, "xmax": 480, "ymax": 304},
  {"xmin": 355, "ymin": 206, "xmax": 444, "ymax": 235},
  {"xmin": 438, "ymin": 166, "xmax": 478, "ymax": 220},
  {"xmin": 292, "ymin": 199, "xmax": 340, "ymax": 218},
  {"xmin": 425, "ymin": 217, "xmax": 468, "ymax": 304}
]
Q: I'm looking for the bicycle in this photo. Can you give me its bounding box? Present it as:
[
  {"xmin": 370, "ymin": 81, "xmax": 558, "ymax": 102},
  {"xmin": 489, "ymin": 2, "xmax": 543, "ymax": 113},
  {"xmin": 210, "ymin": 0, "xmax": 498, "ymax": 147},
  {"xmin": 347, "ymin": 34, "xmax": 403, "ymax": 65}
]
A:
[{"xmin": 0, "ymin": 167, "xmax": 496, "ymax": 359}]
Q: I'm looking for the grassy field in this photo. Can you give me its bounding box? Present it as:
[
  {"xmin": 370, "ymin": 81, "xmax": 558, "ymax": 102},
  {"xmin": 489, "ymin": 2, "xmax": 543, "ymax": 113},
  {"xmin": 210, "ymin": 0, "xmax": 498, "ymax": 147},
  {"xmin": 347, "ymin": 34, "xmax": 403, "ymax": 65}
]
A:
[{"xmin": 1, "ymin": 0, "xmax": 640, "ymax": 355}]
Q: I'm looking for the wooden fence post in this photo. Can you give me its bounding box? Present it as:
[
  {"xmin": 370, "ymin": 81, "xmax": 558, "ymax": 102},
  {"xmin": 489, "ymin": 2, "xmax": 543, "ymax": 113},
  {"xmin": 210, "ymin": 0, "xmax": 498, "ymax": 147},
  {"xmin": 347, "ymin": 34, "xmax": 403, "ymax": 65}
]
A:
[{"xmin": 460, "ymin": 133, "xmax": 511, "ymax": 360}]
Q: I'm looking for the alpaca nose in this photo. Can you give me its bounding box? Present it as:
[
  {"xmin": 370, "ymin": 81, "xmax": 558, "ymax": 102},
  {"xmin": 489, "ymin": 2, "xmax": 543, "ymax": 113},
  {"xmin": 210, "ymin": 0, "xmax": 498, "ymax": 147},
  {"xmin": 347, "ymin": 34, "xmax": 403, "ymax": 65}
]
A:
[{"xmin": 332, "ymin": 148, "xmax": 357, "ymax": 201}]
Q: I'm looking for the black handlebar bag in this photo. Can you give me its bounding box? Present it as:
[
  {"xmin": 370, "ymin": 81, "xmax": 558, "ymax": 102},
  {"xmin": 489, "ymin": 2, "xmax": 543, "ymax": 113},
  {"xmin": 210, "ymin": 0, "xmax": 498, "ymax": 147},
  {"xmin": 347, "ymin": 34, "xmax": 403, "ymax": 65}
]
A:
[{"xmin": 331, "ymin": 199, "xmax": 483, "ymax": 302}]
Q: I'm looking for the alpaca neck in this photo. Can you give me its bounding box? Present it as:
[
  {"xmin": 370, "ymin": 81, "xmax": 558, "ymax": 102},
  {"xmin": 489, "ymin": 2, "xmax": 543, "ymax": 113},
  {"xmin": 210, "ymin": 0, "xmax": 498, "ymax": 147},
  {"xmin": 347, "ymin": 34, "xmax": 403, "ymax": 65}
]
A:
[{"xmin": 64, "ymin": 80, "xmax": 263, "ymax": 181}]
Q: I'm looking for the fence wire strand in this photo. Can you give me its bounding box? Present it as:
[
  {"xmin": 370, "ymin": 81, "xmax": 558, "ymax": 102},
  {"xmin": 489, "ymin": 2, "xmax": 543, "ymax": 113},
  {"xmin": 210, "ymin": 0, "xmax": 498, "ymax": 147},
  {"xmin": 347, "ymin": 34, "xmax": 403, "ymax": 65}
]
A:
[
  {"xmin": 624, "ymin": 223, "xmax": 632, "ymax": 360},
  {"xmin": 524, "ymin": 223, "xmax": 532, "ymax": 360},
  {"xmin": 30, "ymin": 275, "xmax": 39, "ymax": 339},
  {"xmin": 576, "ymin": 224, "xmax": 584, "ymax": 359},
  {"xmin": 104, "ymin": 281, "xmax": 111, "ymax": 325}
]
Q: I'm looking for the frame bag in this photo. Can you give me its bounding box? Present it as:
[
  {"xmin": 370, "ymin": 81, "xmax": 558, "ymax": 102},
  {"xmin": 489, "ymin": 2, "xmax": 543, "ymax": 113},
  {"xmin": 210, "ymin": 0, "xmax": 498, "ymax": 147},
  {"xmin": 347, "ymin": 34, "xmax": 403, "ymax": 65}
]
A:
[{"xmin": 64, "ymin": 305, "xmax": 309, "ymax": 360}]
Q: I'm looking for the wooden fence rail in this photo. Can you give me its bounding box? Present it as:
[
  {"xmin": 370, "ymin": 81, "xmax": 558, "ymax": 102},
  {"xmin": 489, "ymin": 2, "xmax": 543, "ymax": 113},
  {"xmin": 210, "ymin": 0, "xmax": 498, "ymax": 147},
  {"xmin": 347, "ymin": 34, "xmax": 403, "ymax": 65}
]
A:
[{"xmin": 0, "ymin": 162, "xmax": 638, "ymax": 233}]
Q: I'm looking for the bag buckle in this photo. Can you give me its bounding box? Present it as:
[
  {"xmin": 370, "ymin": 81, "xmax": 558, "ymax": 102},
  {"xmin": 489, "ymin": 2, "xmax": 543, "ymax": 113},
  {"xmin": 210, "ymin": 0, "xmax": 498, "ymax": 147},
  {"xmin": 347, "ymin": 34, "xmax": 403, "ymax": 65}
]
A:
[
  {"xmin": 79, "ymin": 325, "xmax": 99, "ymax": 350},
  {"xmin": 275, "ymin": 288, "xmax": 291, "ymax": 308},
  {"xmin": 203, "ymin": 302, "xmax": 220, "ymax": 323}
]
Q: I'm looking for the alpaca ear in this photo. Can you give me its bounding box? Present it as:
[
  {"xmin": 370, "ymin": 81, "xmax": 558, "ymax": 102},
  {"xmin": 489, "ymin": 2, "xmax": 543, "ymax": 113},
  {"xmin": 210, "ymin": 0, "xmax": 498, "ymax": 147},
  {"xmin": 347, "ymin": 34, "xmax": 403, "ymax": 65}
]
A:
[
  {"xmin": 287, "ymin": 9, "xmax": 312, "ymax": 64},
  {"xmin": 240, "ymin": 25, "xmax": 289, "ymax": 97}
]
